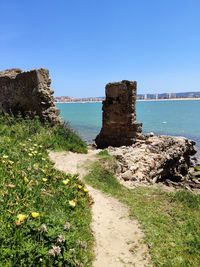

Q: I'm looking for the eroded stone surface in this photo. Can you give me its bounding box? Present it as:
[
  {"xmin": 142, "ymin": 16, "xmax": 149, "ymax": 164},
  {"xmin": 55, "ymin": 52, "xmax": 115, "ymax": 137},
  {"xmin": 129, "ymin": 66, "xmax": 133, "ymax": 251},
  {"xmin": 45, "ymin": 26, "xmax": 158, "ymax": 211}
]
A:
[
  {"xmin": 95, "ymin": 80, "xmax": 142, "ymax": 148},
  {"xmin": 0, "ymin": 68, "xmax": 60, "ymax": 124},
  {"xmin": 108, "ymin": 135, "xmax": 197, "ymax": 189}
]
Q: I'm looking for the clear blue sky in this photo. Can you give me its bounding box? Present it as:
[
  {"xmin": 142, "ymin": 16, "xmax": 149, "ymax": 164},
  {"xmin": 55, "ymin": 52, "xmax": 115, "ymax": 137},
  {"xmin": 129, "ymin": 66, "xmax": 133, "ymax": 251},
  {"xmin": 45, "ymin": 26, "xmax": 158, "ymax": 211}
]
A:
[{"xmin": 0, "ymin": 0, "xmax": 200, "ymax": 97}]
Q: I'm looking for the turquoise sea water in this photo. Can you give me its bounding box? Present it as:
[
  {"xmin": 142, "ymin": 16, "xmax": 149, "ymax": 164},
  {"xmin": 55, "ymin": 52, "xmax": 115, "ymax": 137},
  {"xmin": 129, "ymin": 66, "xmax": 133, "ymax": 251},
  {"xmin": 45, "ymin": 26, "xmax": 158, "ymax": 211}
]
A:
[{"xmin": 56, "ymin": 100, "xmax": 200, "ymax": 156}]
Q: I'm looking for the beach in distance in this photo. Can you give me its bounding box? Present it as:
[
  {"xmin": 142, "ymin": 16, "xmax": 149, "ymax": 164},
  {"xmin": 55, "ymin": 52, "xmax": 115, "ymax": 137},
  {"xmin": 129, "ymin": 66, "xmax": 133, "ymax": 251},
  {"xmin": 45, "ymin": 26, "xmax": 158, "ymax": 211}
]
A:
[
  {"xmin": 55, "ymin": 97, "xmax": 200, "ymax": 104},
  {"xmin": 56, "ymin": 99, "xmax": 200, "ymax": 158}
]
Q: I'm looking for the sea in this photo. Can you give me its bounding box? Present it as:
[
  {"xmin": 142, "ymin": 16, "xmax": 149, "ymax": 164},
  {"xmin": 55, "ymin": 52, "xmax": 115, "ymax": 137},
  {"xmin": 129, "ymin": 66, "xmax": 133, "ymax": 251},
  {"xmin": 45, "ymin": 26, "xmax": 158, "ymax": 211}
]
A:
[{"xmin": 56, "ymin": 100, "xmax": 200, "ymax": 158}]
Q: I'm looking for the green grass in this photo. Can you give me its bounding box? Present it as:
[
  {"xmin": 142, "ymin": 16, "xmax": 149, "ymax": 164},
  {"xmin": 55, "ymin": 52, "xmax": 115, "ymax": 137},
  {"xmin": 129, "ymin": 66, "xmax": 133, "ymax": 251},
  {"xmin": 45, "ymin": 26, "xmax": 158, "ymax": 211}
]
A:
[
  {"xmin": 0, "ymin": 115, "xmax": 87, "ymax": 154},
  {"xmin": 194, "ymin": 166, "xmax": 200, "ymax": 171},
  {"xmin": 84, "ymin": 151, "xmax": 200, "ymax": 267},
  {"xmin": 0, "ymin": 116, "xmax": 93, "ymax": 266}
]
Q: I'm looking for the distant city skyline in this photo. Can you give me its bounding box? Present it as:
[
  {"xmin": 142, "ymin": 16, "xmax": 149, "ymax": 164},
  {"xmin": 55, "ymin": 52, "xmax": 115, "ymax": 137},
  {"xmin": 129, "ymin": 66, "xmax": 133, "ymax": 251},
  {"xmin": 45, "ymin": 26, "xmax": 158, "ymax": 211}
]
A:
[
  {"xmin": 54, "ymin": 91, "xmax": 200, "ymax": 102},
  {"xmin": 55, "ymin": 90, "xmax": 200, "ymax": 98},
  {"xmin": 1, "ymin": 0, "xmax": 200, "ymax": 97}
]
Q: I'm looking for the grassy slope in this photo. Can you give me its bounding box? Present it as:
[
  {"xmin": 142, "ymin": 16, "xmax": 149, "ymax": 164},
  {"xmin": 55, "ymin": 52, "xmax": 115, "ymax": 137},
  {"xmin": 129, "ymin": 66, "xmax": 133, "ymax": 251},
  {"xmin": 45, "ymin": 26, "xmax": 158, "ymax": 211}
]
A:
[
  {"xmin": 85, "ymin": 151, "xmax": 200, "ymax": 267},
  {"xmin": 0, "ymin": 116, "xmax": 93, "ymax": 266}
]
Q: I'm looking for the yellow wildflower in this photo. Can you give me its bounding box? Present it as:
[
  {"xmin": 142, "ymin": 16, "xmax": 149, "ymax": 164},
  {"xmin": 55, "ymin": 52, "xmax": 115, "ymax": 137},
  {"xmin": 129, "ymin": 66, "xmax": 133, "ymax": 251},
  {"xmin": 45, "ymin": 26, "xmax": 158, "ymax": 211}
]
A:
[
  {"xmin": 69, "ymin": 200, "xmax": 76, "ymax": 208},
  {"xmin": 77, "ymin": 185, "xmax": 83, "ymax": 189},
  {"xmin": 31, "ymin": 212, "xmax": 40, "ymax": 218},
  {"xmin": 83, "ymin": 187, "xmax": 89, "ymax": 193},
  {"xmin": 17, "ymin": 214, "xmax": 27, "ymax": 223},
  {"xmin": 62, "ymin": 179, "xmax": 70, "ymax": 185},
  {"xmin": 42, "ymin": 178, "xmax": 48, "ymax": 182}
]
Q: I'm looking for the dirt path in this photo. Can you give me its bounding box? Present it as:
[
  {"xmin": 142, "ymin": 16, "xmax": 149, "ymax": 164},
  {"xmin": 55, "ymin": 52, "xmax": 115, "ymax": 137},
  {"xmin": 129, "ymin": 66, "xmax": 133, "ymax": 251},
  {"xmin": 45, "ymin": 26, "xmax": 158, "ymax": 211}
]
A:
[{"xmin": 49, "ymin": 150, "xmax": 152, "ymax": 267}]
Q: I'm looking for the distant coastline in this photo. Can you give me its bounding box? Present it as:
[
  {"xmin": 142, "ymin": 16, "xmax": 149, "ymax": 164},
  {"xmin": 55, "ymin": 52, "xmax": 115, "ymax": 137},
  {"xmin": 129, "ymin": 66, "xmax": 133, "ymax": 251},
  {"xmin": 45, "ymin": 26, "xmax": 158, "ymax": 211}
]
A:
[
  {"xmin": 54, "ymin": 91, "xmax": 200, "ymax": 103},
  {"xmin": 55, "ymin": 98, "xmax": 200, "ymax": 104}
]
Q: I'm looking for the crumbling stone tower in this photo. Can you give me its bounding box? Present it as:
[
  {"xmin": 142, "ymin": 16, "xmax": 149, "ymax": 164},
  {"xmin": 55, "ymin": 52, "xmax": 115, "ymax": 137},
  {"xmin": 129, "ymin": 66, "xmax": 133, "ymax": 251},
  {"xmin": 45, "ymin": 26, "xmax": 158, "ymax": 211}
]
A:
[{"xmin": 95, "ymin": 80, "xmax": 142, "ymax": 148}]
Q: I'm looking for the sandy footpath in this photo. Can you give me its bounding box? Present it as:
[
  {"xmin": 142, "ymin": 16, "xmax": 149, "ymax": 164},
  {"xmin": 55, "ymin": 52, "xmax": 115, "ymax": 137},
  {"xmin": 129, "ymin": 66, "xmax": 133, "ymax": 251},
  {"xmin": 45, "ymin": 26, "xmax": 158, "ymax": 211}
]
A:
[{"xmin": 49, "ymin": 150, "xmax": 152, "ymax": 267}]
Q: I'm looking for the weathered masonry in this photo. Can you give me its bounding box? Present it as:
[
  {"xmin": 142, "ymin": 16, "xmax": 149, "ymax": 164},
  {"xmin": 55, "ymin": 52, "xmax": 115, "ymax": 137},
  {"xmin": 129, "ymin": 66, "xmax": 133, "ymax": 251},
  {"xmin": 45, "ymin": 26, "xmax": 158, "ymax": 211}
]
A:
[
  {"xmin": 0, "ymin": 68, "xmax": 60, "ymax": 124},
  {"xmin": 95, "ymin": 80, "xmax": 142, "ymax": 148}
]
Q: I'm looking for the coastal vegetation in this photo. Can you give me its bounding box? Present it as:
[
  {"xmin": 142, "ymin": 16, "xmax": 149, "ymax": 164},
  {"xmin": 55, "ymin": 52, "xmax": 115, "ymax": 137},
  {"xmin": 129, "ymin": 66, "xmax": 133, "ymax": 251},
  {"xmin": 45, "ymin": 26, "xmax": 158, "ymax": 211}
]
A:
[
  {"xmin": 0, "ymin": 116, "xmax": 92, "ymax": 266},
  {"xmin": 85, "ymin": 150, "xmax": 200, "ymax": 267},
  {"xmin": 1, "ymin": 114, "xmax": 199, "ymax": 266}
]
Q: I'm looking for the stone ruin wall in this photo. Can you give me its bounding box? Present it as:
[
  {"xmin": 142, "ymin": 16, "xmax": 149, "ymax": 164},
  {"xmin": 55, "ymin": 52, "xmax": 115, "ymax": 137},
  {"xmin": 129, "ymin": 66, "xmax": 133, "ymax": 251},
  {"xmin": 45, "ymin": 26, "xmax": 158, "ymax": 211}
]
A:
[
  {"xmin": 0, "ymin": 68, "xmax": 60, "ymax": 124},
  {"xmin": 95, "ymin": 80, "xmax": 142, "ymax": 148}
]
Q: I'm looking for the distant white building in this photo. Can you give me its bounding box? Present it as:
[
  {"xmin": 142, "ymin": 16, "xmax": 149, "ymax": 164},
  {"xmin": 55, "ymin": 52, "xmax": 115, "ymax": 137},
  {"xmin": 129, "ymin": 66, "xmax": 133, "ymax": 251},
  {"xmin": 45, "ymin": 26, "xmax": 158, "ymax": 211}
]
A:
[{"xmin": 168, "ymin": 93, "xmax": 176, "ymax": 99}]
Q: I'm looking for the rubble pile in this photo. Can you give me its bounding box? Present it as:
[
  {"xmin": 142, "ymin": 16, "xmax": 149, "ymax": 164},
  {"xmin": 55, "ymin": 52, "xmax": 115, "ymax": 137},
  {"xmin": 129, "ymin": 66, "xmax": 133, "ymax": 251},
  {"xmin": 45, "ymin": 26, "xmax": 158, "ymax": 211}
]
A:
[{"xmin": 108, "ymin": 135, "xmax": 199, "ymax": 190}]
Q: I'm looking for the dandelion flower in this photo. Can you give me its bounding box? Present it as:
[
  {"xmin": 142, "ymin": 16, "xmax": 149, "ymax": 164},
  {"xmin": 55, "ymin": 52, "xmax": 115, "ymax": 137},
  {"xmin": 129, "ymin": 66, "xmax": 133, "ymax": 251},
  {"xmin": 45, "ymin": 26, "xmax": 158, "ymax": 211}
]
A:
[
  {"xmin": 62, "ymin": 179, "xmax": 70, "ymax": 185},
  {"xmin": 31, "ymin": 212, "xmax": 40, "ymax": 218},
  {"xmin": 69, "ymin": 200, "xmax": 76, "ymax": 208}
]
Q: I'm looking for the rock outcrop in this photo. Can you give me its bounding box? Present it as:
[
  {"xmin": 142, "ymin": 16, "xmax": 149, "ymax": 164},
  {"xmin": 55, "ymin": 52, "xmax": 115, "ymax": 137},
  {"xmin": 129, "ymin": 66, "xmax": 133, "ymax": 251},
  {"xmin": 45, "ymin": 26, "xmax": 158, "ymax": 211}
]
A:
[
  {"xmin": 0, "ymin": 68, "xmax": 60, "ymax": 124},
  {"xmin": 95, "ymin": 80, "xmax": 142, "ymax": 148},
  {"xmin": 108, "ymin": 135, "xmax": 197, "ymax": 189}
]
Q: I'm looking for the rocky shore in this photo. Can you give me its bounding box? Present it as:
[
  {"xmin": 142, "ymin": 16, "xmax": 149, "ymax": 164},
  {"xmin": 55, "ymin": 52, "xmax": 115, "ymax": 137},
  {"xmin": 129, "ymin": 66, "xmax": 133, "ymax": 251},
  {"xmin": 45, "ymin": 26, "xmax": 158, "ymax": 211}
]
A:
[{"xmin": 107, "ymin": 134, "xmax": 200, "ymax": 190}]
